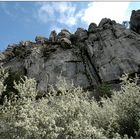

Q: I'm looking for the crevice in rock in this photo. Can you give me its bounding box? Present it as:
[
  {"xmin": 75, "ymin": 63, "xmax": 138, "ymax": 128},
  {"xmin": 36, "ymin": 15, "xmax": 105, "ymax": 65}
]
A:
[
  {"xmin": 80, "ymin": 44, "xmax": 102, "ymax": 87},
  {"xmin": 65, "ymin": 60, "xmax": 81, "ymax": 63}
]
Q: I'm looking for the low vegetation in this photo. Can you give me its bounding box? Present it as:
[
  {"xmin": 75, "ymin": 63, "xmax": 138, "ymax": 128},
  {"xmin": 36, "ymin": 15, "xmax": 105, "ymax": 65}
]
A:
[
  {"xmin": 0, "ymin": 67, "xmax": 140, "ymax": 138},
  {"xmin": 96, "ymin": 83, "xmax": 112, "ymax": 99}
]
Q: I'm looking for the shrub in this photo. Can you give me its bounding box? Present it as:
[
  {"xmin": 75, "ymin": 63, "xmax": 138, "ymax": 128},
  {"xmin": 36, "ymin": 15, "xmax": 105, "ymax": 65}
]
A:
[
  {"xmin": 110, "ymin": 74, "xmax": 140, "ymax": 138},
  {"xmin": 0, "ymin": 68, "xmax": 140, "ymax": 139},
  {"xmin": 96, "ymin": 83, "xmax": 112, "ymax": 99},
  {"xmin": 0, "ymin": 67, "xmax": 8, "ymax": 95},
  {"xmin": 0, "ymin": 70, "xmax": 25, "ymax": 104}
]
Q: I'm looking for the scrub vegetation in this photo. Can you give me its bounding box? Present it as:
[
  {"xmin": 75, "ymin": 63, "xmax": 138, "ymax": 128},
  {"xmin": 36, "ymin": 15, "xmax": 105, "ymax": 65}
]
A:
[{"xmin": 0, "ymin": 67, "xmax": 140, "ymax": 139}]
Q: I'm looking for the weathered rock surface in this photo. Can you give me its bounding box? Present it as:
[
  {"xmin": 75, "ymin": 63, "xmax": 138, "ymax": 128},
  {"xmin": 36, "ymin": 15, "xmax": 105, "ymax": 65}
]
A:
[
  {"xmin": 60, "ymin": 38, "xmax": 72, "ymax": 49},
  {"xmin": 130, "ymin": 10, "xmax": 140, "ymax": 34},
  {"xmin": 57, "ymin": 29, "xmax": 71, "ymax": 40},
  {"xmin": 85, "ymin": 19, "xmax": 140, "ymax": 82},
  {"xmin": 0, "ymin": 53, "xmax": 6, "ymax": 61},
  {"xmin": 35, "ymin": 36, "xmax": 49, "ymax": 44},
  {"xmin": 88, "ymin": 23, "xmax": 97, "ymax": 33},
  {"xmin": 1, "ymin": 11, "xmax": 140, "ymax": 94},
  {"xmin": 49, "ymin": 30, "xmax": 57, "ymax": 43},
  {"xmin": 75, "ymin": 28, "xmax": 88, "ymax": 42},
  {"xmin": 2, "ymin": 46, "xmax": 91, "ymax": 93}
]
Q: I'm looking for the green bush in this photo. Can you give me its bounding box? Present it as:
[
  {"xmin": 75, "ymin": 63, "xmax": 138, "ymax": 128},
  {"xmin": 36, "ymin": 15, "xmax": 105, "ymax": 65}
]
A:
[
  {"xmin": 111, "ymin": 74, "xmax": 140, "ymax": 138},
  {"xmin": 0, "ymin": 68, "xmax": 140, "ymax": 138},
  {"xmin": 0, "ymin": 70, "xmax": 25, "ymax": 104},
  {"xmin": 96, "ymin": 83, "xmax": 112, "ymax": 99}
]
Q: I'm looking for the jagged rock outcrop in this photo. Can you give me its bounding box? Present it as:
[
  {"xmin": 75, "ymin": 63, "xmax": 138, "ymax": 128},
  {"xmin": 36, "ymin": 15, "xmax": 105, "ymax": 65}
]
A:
[
  {"xmin": 75, "ymin": 28, "xmax": 88, "ymax": 42},
  {"xmin": 57, "ymin": 29, "xmax": 71, "ymax": 40},
  {"xmin": 88, "ymin": 23, "xmax": 98, "ymax": 33},
  {"xmin": 60, "ymin": 38, "xmax": 72, "ymax": 49},
  {"xmin": 35, "ymin": 36, "xmax": 49, "ymax": 44},
  {"xmin": 85, "ymin": 18, "xmax": 140, "ymax": 83},
  {"xmin": 130, "ymin": 10, "xmax": 140, "ymax": 34},
  {"xmin": 49, "ymin": 30, "xmax": 57, "ymax": 43},
  {"xmin": 1, "ymin": 12, "xmax": 140, "ymax": 94},
  {"xmin": 1, "ymin": 45, "xmax": 92, "ymax": 93}
]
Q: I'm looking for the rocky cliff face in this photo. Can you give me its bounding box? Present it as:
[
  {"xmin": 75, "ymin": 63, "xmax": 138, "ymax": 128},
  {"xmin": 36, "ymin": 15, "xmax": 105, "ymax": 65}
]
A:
[{"xmin": 1, "ymin": 13, "xmax": 140, "ymax": 94}]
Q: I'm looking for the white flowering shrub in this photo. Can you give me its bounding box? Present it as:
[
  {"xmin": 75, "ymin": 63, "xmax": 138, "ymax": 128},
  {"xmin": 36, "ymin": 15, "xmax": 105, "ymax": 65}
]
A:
[
  {"xmin": 0, "ymin": 67, "xmax": 8, "ymax": 95},
  {"xmin": 0, "ymin": 68, "xmax": 140, "ymax": 139},
  {"xmin": 14, "ymin": 76, "xmax": 37, "ymax": 99},
  {"xmin": 110, "ymin": 74, "xmax": 140, "ymax": 138}
]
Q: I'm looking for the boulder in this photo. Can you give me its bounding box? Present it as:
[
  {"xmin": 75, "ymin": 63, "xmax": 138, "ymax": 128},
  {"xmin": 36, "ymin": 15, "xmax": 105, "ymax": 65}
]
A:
[
  {"xmin": 35, "ymin": 36, "xmax": 49, "ymax": 44},
  {"xmin": 98, "ymin": 18, "xmax": 111, "ymax": 27},
  {"xmin": 98, "ymin": 18, "xmax": 116, "ymax": 28},
  {"xmin": 60, "ymin": 38, "xmax": 72, "ymax": 49},
  {"xmin": 88, "ymin": 23, "xmax": 97, "ymax": 33},
  {"xmin": 75, "ymin": 28, "xmax": 88, "ymax": 42},
  {"xmin": 57, "ymin": 29, "xmax": 71, "ymax": 40},
  {"xmin": 130, "ymin": 10, "xmax": 140, "ymax": 34},
  {"xmin": 49, "ymin": 30, "xmax": 57, "ymax": 43},
  {"xmin": 20, "ymin": 41, "xmax": 34, "ymax": 47}
]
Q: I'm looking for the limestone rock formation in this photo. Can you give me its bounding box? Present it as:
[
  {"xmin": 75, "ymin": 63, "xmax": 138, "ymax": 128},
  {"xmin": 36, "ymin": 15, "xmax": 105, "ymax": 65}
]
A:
[
  {"xmin": 75, "ymin": 28, "xmax": 88, "ymax": 42},
  {"xmin": 57, "ymin": 29, "xmax": 71, "ymax": 40},
  {"xmin": 60, "ymin": 38, "xmax": 72, "ymax": 49},
  {"xmin": 130, "ymin": 10, "xmax": 140, "ymax": 34},
  {"xmin": 1, "ymin": 11, "xmax": 140, "ymax": 94},
  {"xmin": 85, "ymin": 19, "xmax": 140, "ymax": 83}
]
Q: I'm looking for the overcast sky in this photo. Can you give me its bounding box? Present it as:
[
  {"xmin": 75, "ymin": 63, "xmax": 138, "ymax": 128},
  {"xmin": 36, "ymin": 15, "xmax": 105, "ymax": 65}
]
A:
[{"xmin": 0, "ymin": 2, "xmax": 140, "ymax": 51}]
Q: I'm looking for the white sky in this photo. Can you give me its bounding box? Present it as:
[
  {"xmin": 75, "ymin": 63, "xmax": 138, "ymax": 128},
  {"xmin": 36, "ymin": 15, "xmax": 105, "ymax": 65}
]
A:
[{"xmin": 81, "ymin": 2, "xmax": 130, "ymax": 25}]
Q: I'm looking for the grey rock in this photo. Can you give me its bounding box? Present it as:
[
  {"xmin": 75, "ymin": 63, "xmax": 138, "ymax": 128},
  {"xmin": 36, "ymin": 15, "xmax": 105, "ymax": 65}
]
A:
[
  {"xmin": 57, "ymin": 29, "xmax": 71, "ymax": 40},
  {"xmin": 41, "ymin": 48, "xmax": 90, "ymax": 89},
  {"xmin": 98, "ymin": 18, "xmax": 112, "ymax": 27},
  {"xmin": 5, "ymin": 45, "xmax": 13, "ymax": 52},
  {"xmin": 1, "ymin": 46, "xmax": 92, "ymax": 93},
  {"xmin": 20, "ymin": 41, "xmax": 35, "ymax": 47},
  {"xmin": 88, "ymin": 23, "xmax": 97, "ymax": 33},
  {"xmin": 75, "ymin": 28, "xmax": 88, "ymax": 42},
  {"xmin": 32, "ymin": 47, "xmax": 92, "ymax": 91},
  {"xmin": 49, "ymin": 30, "xmax": 57, "ymax": 43},
  {"xmin": 2, "ymin": 15, "xmax": 140, "ymax": 95},
  {"xmin": 3, "ymin": 51, "xmax": 15, "ymax": 61},
  {"xmin": 35, "ymin": 36, "xmax": 49, "ymax": 44},
  {"xmin": 98, "ymin": 18, "xmax": 116, "ymax": 29},
  {"xmin": 86, "ymin": 21, "xmax": 140, "ymax": 82},
  {"xmin": 0, "ymin": 53, "xmax": 6, "ymax": 61},
  {"xmin": 88, "ymin": 33, "xmax": 98, "ymax": 43},
  {"xmin": 130, "ymin": 9, "xmax": 140, "ymax": 34},
  {"xmin": 60, "ymin": 38, "xmax": 72, "ymax": 49}
]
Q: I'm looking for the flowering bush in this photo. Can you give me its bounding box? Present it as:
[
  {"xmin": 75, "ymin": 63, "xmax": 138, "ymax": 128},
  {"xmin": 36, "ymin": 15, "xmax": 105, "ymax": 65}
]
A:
[
  {"xmin": 0, "ymin": 67, "xmax": 8, "ymax": 95},
  {"xmin": 0, "ymin": 67, "xmax": 140, "ymax": 138}
]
